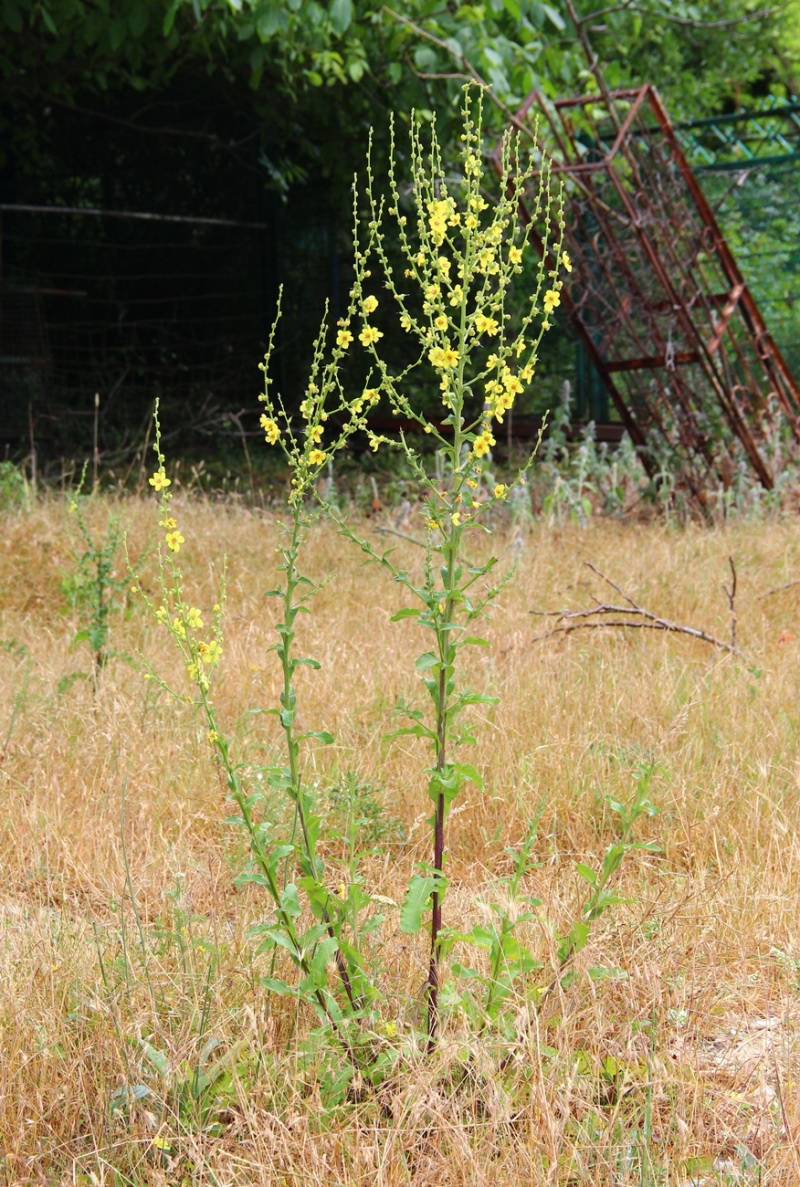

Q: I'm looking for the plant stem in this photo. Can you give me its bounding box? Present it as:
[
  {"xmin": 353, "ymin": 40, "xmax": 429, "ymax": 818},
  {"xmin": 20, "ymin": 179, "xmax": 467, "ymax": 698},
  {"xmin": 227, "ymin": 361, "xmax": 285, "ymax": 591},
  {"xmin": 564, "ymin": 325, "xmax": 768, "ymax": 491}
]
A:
[{"xmin": 278, "ymin": 509, "xmax": 361, "ymax": 1016}]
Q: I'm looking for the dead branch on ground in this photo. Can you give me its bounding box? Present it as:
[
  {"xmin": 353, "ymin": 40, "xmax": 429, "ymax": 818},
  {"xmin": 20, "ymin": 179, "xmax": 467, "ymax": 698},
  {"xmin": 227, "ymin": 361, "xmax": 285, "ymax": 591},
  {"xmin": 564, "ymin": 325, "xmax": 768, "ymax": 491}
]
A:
[{"xmin": 530, "ymin": 559, "xmax": 745, "ymax": 658}]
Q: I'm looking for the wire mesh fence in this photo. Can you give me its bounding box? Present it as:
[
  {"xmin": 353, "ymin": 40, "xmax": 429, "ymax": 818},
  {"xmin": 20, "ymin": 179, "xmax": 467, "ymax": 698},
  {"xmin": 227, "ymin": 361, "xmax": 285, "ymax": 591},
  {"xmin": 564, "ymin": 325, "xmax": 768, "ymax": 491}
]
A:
[{"xmin": 1, "ymin": 98, "xmax": 799, "ymax": 473}]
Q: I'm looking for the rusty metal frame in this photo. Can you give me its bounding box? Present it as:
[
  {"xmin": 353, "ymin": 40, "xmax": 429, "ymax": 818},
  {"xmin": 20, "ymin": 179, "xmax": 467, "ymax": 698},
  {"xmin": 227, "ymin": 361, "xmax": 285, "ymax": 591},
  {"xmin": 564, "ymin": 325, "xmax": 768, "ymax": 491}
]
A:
[{"xmin": 501, "ymin": 84, "xmax": 800, "ymax": 492}]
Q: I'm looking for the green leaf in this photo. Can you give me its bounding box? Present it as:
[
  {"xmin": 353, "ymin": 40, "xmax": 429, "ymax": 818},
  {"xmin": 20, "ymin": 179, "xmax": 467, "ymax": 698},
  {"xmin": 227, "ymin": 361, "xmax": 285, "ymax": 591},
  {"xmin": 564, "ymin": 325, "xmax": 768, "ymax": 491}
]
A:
[
  {"xmin": 454, "ymin": 762, "xmax": 483, "ymax": 790},
  {"xmin": 128, "ymin": 4, "xmax": 149, "ymax": 37},
  {"xmin": 541, "ymin": 2, "xmax": 566, "ymax": 31},
  {"xmin": 136, "ymin": 1039, "xmax": 169, "ymax": 1078},
  {"xmin": 457, "ymin": 924, "xmax": 495, "ymax": 951},
  {"xmin": 328, "ymin": 0, "xmax": 352, "ymax": 35},
  {"xmin": 386, "ymin": 724, "xmax": 438, "ymax": 742},
  {"xmin": 558, "ymin": 921, "xmax": 589, "ymax": 963},
  {"xmin": 400, "ymin": 875, "xmax": 436, "ymax": 934},
  {"xmin": 415, "ymin": 651, "xmax": 439, "ymax": 672},
  {"xmin": 390, "ymin": 607, "xmax": 420, "ymax": 621},
  {"xmin": 587, "ymin": 966, "xmax": 628, "ymax": 981},
  {"xmin": 462, "ymin": 636, "xmax": 489, "ymax": 647},
  {"xmin": 299, "ymin": 730, "xmax": 334, "ymax": 744},
  {"xmin": 575, "ymin": 863, "xmax": 598, "ymax": 887},
  {"xmin": 428, "ymin": 767, "xmax": 462, "ymax": 816},
  {"xmin": 2, "ymin": 1, "xmax": 23, "ymax": 33},
  {"xmin": 280, "ymin": 884, "xmax": 302, "ymax": 917},
  {"xmin": 261, "ymin": 976, "xmax": 300, "ymax": 998}
]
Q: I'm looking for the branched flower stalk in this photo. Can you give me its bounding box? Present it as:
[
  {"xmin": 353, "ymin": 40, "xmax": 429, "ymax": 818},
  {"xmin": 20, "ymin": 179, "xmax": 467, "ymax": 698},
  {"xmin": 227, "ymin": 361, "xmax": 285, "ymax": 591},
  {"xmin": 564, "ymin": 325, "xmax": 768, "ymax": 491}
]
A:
[
  {"xmin": 259, "ymin": 86, "xmax": 567, "ymax": 1047},
  {"xmin": 136, "ymin": 398, "xmax": 382, "ymax": 1072}
]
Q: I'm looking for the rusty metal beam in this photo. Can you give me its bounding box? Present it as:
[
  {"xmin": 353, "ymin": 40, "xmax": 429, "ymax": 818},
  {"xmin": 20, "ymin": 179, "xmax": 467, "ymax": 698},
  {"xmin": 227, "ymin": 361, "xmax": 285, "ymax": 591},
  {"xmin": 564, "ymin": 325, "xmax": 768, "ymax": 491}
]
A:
[{"xmin": 498, "ymin": 84, "xmax": 800, "ymax": 492}]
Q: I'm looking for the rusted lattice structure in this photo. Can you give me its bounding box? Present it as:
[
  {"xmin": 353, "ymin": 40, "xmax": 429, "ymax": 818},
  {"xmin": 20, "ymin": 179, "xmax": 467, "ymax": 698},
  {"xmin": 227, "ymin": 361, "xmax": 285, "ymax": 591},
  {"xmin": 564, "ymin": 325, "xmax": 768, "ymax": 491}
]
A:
[{"xmin": 509, "ymin": 84, "xmax": 800, "ymax": 493}]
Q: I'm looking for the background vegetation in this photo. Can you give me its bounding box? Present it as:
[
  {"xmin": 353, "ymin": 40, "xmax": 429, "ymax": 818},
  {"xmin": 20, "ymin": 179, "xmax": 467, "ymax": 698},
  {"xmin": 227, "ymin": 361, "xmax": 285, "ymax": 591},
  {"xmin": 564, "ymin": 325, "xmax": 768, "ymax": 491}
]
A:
[{"xmin": 3, "ymin": 0, "xmax": 800, "ymax": 462}]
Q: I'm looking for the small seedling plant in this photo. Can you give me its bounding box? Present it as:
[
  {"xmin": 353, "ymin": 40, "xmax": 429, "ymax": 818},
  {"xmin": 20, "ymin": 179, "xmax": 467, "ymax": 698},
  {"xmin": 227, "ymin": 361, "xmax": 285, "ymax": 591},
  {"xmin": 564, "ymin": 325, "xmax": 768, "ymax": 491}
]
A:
[
  {"xmin": 140, "ymin": 88, "xmax": 653, "ymax": 1094},
  {"xmin": 61, "ymin": 467, "xmax": 133, "ymax": 688}
]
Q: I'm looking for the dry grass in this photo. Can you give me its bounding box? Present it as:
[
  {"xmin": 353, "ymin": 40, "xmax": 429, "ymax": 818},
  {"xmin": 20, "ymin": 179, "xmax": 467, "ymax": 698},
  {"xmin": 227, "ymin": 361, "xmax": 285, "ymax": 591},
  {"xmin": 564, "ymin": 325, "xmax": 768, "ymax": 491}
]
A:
[{"xmin": 2, "ymin": 494, "xmax": 800, "ymax": 1184}]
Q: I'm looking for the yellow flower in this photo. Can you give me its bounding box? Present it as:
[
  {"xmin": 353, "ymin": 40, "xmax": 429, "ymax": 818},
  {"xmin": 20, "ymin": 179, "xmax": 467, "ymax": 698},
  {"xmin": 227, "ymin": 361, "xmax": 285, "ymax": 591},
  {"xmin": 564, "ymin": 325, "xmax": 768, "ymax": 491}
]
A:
[
  {"xmin": 494, "ymin": 484, "xmax": 508, "ymax": 500},
  {"xmin": 415, "ymin": 251, "xmax": 425, "ymax": 266},
  {"xmin": 299, "ymin": 398, "xmax": 314, "ymax": 419},
  {"xmin": 187, "ymin": 661, "xmax": 209, "ymax": 690},
  {"xmin": 159, "ymin": 516, "xmax": 177, "ymax": 529},
  {"xmin": 400, "ymin": 312, "xmax": 412, "ymax": 332},
  {"xmin": 187, "ymin": 607, "xmax": 204, "ymax": 630},
  {"xmin": 165, "ymin": 530, "xmax": 185, "ymax": 553},
  {"xmin": 149, "ymin": 471, "xmax": 171, "ymax": 492},
  {"xmin": 362, "ymin": 295, "xmax": 378, "ymax": 314},
  {"xmin": 476, "ymin": 247, "xmax": 498, "ymax": 274},
  {"xmin": 436, "ymin": 255, "xmax": 451, "ymax": 275},
  {"xmin": 543, "ymin": 289, "xmax": 561, "ymax": 314},
  {"xmin": 359, "ymin": 325, "xmax": 383, "ymax": 347},
  {"xmin": 207, "ymin": 730, "xmax": 219, "ymax": 745},
  {"xmin": 434, "ymin": 314, "xmax": 448, "ymax": 330},
  {"xmin": 336, "ymin": 329, "xmax": 353, "ymax": 349},
  {"xmin": 465, "ymin": 213, "xmax": 478, "ymax": 231},
  {"xmin": 172, "ymin": 616, "xmax": 186, "ymax": 639},
  {"xmin": 448, "ymin": 285, "xmax": 463, "ymax": 307},
  {"xmin": 451, "ymin": 511, "xmax": 461, "ymax": 525},
  {"xmin": 259, "ymin": 415, "xmax": 280, "ymax": 445},
  {"xmin": 429, "ymin": 344, "xmax": 460, "ymax": 370},
  {"xmin": 561, "ymin": 251, "xmax": 573, "ymax": 273},
  {"xmin": 425, "ymin": 517, "xmax": 439, "ymax": 531},
  {"xmin": 472, "ymin": 429, "xmax": 496, "ymax": 458},
  {"xmin": 308, "ymin": 448, "xmax": 327, "ymax": 466},
  {"xmin": 382, "ymin": 1020, "xmax": 398, "ymax": 1038},
  {"xmin": 308, "ymin": 424, "xmax": 324, "ymax": 444},
  {"xmin": 520, "ymin": 363, "xmax": 535, "ymax": 382},
  {"xmin": 198, "ymin": 639, "xmax": 222, "ymax": 665},
  {"xmin": 469, "ymin": 194, "xmax": 488, "ymax": 212},
  {"xmin": 425, "ymin": 283, "xmax": 440, "ymax": 302},
  {"xmin": 363, "ymin": 388, "xmax": 380, "ymax": 405},
  {"xmin": 502, "ymin": 370, "xmax": 524, "ymax": 397},
  {"xmin": 509, "ymin": 245, "xmax": 523, "ymax": 264},
  {"xmin": 475, "ymin": 313, "xmax": 500, "ymax": 337},
  {"xmin": 429, "ymin": 215, "xmax": 447, "ymax": 245}
]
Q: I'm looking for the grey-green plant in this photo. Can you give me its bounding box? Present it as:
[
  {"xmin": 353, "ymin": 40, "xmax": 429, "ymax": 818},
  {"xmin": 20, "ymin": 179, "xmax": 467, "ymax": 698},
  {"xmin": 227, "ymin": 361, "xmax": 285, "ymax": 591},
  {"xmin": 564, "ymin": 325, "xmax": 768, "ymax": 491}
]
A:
[
  {"xmin": 0, "ymin": 460, "xmax": 28, "ymax": 511},
  {"xmin": 60, "ymin": 467, "xmax": 131, "ymax": 686}
]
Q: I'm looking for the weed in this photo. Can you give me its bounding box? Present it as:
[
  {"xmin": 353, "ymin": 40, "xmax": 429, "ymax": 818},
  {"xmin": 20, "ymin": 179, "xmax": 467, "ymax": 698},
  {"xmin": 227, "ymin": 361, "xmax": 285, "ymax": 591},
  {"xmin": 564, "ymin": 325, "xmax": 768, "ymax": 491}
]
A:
[{"xmin": 60, "ymin": 466, "xmax": 134, "ymax": 687}]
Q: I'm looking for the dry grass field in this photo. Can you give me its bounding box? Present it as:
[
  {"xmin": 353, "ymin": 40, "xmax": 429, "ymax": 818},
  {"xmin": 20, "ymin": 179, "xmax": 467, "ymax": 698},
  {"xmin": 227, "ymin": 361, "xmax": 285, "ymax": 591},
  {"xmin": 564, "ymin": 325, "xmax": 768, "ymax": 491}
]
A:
[{"xmin": 2, "ymin": 493, "xmax": 800, "ymax": 1185}]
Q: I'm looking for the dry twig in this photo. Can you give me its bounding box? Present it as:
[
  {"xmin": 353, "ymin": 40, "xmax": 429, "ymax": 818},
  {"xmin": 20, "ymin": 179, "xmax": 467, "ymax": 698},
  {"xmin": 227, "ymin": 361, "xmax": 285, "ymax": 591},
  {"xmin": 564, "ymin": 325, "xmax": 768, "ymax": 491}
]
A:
[
  {"xmin": 757, "ymin": 577, "xmax": 800, "ymax": 600},
  {"xmin": 530, "ymin": 560, "xmax": 745, "ymax": 657}
]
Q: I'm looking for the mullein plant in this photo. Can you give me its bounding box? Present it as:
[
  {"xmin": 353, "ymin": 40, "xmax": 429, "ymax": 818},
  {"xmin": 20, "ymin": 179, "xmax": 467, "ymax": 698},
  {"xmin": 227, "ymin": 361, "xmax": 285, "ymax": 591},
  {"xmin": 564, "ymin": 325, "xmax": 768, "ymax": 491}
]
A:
[
  {"xmin": 135, "ymin": 403, "xmax": 386, "ymax": 1080},
  {"xmin": 258, "ymin": 87, "xmax": 568, "ymax": 1049},
  {"xmin": 140, "ymin": 88, "xmax": 578, "ymax": 1078}
]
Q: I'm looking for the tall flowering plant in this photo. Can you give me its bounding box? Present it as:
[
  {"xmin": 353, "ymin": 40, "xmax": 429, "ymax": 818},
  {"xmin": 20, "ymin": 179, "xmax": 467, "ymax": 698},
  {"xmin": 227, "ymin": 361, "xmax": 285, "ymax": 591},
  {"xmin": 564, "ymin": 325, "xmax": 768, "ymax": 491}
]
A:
[
  {"xmin": 139, "ymin": 92, "xmax": 655, "ymax": 1089},
  {"xmin": 258, "ymin": 87, "xmax": 567, "ymax": 1046}
]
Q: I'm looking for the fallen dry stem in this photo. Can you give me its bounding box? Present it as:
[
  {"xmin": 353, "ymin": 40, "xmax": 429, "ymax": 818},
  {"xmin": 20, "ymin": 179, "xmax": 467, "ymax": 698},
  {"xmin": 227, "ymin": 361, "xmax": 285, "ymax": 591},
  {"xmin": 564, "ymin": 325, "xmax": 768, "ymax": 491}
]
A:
[{"xmin": 531, "ymin": 558, "xmax": 746, "ymax": 658}]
